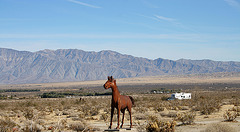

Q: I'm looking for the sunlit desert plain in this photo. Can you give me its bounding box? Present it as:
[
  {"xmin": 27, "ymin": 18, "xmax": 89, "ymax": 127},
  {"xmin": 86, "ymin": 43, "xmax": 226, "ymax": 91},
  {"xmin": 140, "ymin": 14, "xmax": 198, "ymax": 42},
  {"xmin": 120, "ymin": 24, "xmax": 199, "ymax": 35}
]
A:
[{"xmin": 1, "ymin": 72, "xmax": 240, "ymax": 132}]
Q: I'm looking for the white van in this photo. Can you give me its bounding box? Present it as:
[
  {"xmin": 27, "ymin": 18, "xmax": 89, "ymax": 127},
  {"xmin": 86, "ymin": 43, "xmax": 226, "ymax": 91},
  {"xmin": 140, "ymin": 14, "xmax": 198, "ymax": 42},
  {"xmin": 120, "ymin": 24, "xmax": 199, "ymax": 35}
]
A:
[{"xmin": 170, "ymin": 92, "xmax": 191, "ymax": 100}]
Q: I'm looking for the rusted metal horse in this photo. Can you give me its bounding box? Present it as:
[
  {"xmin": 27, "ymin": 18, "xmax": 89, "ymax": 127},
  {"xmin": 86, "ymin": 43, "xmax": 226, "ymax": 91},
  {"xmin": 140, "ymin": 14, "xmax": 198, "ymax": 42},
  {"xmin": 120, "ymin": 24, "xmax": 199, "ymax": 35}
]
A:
[{"xmin": 103, "ymin": 76, "xmax": 134, "ymax": 129}]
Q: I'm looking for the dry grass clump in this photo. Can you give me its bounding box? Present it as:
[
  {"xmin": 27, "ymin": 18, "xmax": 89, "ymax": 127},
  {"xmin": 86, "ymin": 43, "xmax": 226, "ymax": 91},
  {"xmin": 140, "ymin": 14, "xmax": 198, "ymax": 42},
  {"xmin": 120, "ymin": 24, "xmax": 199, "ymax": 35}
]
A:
[
  {"xmin": 223, "ymin": 110, "xmax": 238, "ymax": 122},
  {"xmin": 201, "ymin": 123, "xmax": 237, "ymax": 132},
  {"xmin": 229, "ymin": 106, "xmax": 240, "ymax": 113},
  {"xmin": 69, "ymin": 121, "xmax": 100, "ymax": 132},
  {"xmin": 160, "ymin": 112, "xmax": 177, "ymax": 118},
  {"xmin": 21, "ymin": 123, "xmax": 42, "ymax": 132},
  {"xmin": 146, "ymin": 116, "xmax": 176, "ymax": 132},
  {"xmin": 100, "ymin": 113, "xmax": 109, "ymax": 122},
  {"xmin": 0, "ymin": 97, "xmax": 111, "ymax": 131},
  {"xmin": 0, "ymin": 116, "xmax": 17, "ymax": 131},
  {"xmin": 194, "ymin": 99, "xmax": 221, "ymax": 115},
  {"xmin": 231, "ymin": 98, "xmax": 240, "ymax": 106},
  {"xmin": 176, "ymin": 112, "xmax": 196, "ymax": 125},
  {"xmin": 191, "ymin": 92, "xmax": 222, "ymax": 115}
]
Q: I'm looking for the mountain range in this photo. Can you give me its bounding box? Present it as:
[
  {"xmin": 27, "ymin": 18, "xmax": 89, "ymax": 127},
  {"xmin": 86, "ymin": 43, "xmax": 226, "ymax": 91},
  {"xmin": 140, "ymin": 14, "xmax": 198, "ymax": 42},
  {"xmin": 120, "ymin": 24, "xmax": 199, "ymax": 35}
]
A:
[{"xmin": 0, "ymin": 48, "xmax": 240, "ymax": 84}]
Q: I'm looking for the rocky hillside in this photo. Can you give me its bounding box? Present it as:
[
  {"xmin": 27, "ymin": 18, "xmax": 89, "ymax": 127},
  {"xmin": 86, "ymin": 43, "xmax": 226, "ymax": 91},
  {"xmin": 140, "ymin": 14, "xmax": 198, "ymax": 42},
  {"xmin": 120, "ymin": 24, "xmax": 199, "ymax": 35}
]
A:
[{"xmin": 0, "ymin": 48, "xmax": 240, "ymax": 84}]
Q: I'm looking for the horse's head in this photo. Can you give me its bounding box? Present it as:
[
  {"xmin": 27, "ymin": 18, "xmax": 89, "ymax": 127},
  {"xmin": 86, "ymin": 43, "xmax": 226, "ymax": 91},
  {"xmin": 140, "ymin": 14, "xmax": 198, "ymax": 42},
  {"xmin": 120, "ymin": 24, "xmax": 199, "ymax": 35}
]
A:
[{"xmin": 103, "ymin": 76, "xmax": 116, "ymax": 89}]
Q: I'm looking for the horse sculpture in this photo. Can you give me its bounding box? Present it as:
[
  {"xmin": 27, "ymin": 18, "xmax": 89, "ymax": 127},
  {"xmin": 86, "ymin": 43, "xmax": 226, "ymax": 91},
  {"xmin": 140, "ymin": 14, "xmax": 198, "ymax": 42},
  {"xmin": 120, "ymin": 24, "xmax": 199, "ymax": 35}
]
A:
[{"xmin": 103, "ymin": 76, "xmax": 134, "ymax": 129}]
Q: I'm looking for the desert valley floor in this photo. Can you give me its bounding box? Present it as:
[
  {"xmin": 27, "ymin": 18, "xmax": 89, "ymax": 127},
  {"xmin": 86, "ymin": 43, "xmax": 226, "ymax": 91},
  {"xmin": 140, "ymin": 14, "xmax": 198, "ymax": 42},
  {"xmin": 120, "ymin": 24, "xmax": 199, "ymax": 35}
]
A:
[{"xmin": 0, "ymin": 72, "xmax": 240, "ymax": 132}]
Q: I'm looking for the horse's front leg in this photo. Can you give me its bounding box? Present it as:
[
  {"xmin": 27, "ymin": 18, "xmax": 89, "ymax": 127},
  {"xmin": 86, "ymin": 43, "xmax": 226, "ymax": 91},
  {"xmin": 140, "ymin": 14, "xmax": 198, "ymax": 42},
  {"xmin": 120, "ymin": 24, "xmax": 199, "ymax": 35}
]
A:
[
  {"xmin": 116, "ymin": 107, "xmax": 120, "ymax": 129},
  {"xmin": 109, "ymin": 105, "xmax": 114, "ymax": 129},
  {"xmin": 120, "ymin": 109, "xmax": 125, "ymax": 128}
]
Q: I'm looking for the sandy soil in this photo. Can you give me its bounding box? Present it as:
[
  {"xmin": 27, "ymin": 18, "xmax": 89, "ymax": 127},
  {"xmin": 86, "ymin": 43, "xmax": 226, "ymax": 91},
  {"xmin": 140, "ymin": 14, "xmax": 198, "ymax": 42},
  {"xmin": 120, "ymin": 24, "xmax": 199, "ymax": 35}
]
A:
[
  {"xmin": 86, "ymin": 104, "xmax": 240, "ymax": 132},
  {"xmin": 1, "ymin": 73, "xmax": 240, "ymax": 131}
]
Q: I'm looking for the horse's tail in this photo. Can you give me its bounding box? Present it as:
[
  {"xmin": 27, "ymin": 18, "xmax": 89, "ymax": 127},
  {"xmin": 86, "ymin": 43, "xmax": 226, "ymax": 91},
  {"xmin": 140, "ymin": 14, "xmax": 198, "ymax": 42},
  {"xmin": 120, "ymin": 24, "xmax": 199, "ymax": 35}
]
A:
[{"xmin": 128, "ymin": 96, "xmax": 135, "ymax": 106}]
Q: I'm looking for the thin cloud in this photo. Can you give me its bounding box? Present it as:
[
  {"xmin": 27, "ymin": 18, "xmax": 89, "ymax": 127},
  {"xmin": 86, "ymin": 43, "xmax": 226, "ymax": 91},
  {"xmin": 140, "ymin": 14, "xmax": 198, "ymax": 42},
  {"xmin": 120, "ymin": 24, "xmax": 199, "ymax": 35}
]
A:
[
  {"xmin": 67, "ymin": 0, "xmax": 101, "ymax": 8},
  {"xmin": 136, "ymin": 14, "xmax": 161, "ymax": 22},
  {"xmin": 155, "ymin": 15, "xmax": 176, "ymax": 22},
  {"xmin": 136, "ymin": 14, "xmax": 176, "ymax": 23},
  {"xmin": 152, "ymin": 15, "xmax": 199, "ymax": 33},
  {"xmin": 224, "ymin": 0, "xmax": 240, "ymax": 9}
]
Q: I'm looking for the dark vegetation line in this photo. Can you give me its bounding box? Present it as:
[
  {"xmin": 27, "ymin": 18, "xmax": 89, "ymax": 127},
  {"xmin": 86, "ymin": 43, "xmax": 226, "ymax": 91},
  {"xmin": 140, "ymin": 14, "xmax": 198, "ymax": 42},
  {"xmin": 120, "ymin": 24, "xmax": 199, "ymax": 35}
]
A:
[
  {"xmin": 40, "ymin": 91, "xmax": 112, "ymax": 98},
  {"xmin": 0, "ymin": 89, "xmax": 40, "ymax": 93}
]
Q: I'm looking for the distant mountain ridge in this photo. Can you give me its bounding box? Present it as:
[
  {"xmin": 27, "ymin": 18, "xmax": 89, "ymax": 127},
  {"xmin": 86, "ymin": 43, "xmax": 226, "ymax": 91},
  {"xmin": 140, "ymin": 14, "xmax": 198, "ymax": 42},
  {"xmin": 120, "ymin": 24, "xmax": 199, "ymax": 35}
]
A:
[{"xmin": 0, "ymin": 48, "xmax": 240, "ymax": 84}]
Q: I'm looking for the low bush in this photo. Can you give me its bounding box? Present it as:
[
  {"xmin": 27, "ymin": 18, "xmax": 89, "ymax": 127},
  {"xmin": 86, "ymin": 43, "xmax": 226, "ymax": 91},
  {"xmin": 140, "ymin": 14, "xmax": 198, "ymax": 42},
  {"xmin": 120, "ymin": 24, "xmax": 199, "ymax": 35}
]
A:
[
  {"xmin": 176, "ymin": 112, "xmax": 196, "ymax": 125},
  {"xmin": 193, "ymin": 98, "xmax": 221, "ymax": 115},
  {"xmin": 0, "ymin": 117, "xmax": 16, "ymax": 131},
  {"xmin": 223, "ymin": 110, "xmax": 238, "ymax": 122},
  {"xmin": 146, "ymin": 116, "xmax": 176, "ymax": 132}
]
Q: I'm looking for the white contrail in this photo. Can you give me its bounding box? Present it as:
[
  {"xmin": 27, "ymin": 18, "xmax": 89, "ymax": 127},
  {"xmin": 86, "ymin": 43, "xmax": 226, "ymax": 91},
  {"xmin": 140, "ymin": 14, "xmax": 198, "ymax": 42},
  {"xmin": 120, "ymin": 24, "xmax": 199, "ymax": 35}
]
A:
[
  {"xmin": 155, "ymin": 15, "xmax": 175, "ymax": 22},
  {"xmin": 67, "ymin": 0, "xmax": 101, "ymax": 8}
]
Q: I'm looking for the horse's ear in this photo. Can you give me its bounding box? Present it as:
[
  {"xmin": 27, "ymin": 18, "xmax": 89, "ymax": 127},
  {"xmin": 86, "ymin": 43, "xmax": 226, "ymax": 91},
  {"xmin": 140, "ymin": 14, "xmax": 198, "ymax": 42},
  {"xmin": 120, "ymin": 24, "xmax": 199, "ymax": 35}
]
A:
[
  {"xmin": 113, "ymin": 79, "xmax": 116, "ymax": 84},
  {"xmin": 108, "ymin": 76, "xmax": 110, "ymax": 80},
  {"xmin": 110, "ymin": 76, "xmax": 113, "ymax": 80}
]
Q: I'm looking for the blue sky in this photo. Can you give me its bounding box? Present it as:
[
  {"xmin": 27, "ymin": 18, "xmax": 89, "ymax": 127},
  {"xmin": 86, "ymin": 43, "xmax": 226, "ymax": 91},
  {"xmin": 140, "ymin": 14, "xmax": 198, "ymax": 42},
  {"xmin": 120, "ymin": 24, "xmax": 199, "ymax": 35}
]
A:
[{"xmin": 0, "ymin": 0, "xmax": 240, "ymax": 61}]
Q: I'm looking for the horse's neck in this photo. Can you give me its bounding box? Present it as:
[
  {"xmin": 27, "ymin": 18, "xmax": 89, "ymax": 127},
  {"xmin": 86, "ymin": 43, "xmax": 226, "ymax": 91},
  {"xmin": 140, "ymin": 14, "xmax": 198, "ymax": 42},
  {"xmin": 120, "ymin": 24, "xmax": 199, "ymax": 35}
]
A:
[{"xmin": 111, "ymin": 85, "xmax": 120, "ymax": 101}]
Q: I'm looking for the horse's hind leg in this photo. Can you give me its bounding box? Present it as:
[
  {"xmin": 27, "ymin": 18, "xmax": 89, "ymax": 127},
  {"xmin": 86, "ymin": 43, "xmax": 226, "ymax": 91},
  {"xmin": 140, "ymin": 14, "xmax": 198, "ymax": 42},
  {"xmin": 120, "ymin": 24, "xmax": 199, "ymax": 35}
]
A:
[
  {"xmin": 128, "ymin": 108, "xmax": 132, "ymax": 128},
  {"xmin": 120, "ymin": 109, "xmax": 125, "ymax": 128}
]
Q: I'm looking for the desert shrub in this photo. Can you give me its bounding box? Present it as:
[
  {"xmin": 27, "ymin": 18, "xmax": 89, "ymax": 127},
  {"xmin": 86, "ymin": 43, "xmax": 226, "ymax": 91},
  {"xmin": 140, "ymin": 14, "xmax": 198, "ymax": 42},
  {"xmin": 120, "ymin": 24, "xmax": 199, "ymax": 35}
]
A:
[
  {"xmin": 146, "ymin": 116, "xmax": 176, "ymax": 132},
  {"xmin": 176, "ymin": 112, "xmax": 196, "ymax": 125},
  {"xmin": 21, "ymin": 124, "xmax": 42, "ymax": 132},
  {"xmin": 56, "ymin": 119, "xmax": 67, "ymax": 130},
  {"xmin": 23, "ymin": 108, "xmax": 34, "ymax": 120},
  {"xmin": 136, "ymin": 121, "xmax": 146, "ymax": 132},
  {"xmin": 193, "ymin": 98, "xmax": 221, "ymax": 115},
  {"xmin": 231, "ymin": 98, "xmax": 240, "ymax": 106},
  {"xmin": 0, "ymin": 102, "xmax": 9, "ymax": 110},
  {"xmin": 89, "ymin": 107, "xmax": 100, "ymax": 116},
  {"xmin": 134, "ymin": 106, "xmax": 148, "ymax": 113},
  {"xmin": 161, "ymin": 96, "xmax": 169, "ymax": 101},
  {"xmin": 202, "ymin": 123, "xmax": 237, "ymax": 132},
  {"xmin": 223, "ymin": 110, "xmax": 238, "ymax": 122},
  {"xmin": 0, "ymin": 117, "xmax": 16, "ymax": 131},
  {"xmin": 230, "ymin": 106, "xmax": 240, "ymax": 113},
  {"xmin": 160, "ymin": 112, "xmax": 177, "ymax": 118},
  {"xmin": 155, "ymin": 107, "xmax": 165, "ymax": 112},
  {"xmin": 134, "ymin": 114, "xmax": 147, "ymax": 120},
  {"xmin": 100, "ymin": 113, "xmax": 109, "ymax": 121},
  {"xmin": 69, "ymin": 122, "xmax": 98, "ymax": 132},
  {"xmin": 179, "ymin": 106, "xmax": 189, "ymax": 110}
]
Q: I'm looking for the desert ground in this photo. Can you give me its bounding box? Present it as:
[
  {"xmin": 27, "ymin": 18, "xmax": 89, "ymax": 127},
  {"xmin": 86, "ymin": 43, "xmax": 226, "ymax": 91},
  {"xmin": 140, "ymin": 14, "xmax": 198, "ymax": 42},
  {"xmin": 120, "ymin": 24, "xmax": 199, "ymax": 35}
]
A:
[{"xmin": 1, "ymin": 72, "xmax": 240, "ymax": 132}]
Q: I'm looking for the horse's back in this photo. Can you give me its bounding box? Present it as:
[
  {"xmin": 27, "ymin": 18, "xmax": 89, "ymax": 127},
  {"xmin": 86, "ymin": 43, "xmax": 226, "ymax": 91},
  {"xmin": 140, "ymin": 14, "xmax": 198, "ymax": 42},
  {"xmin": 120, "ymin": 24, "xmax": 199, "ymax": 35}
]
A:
[{"xmin": 120, "ymin": 95, "xmax": 133, "ymax": 108}]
